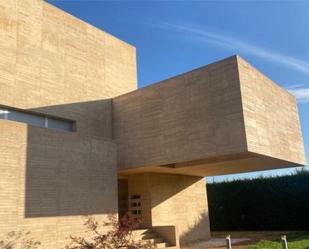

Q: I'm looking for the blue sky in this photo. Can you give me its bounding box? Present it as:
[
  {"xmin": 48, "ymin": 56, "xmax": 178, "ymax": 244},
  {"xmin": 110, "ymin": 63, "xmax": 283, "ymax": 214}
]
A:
[{"xmin": 47, "ymin": 0, "xmax": 309, "ymax": 181}]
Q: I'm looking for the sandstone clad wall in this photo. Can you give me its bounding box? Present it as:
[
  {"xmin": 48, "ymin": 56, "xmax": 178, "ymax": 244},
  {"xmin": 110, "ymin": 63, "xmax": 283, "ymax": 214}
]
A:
[
  {"xmin": 114, "ymin": 55, "xmax": 306, "ymax": 174},
  {"xmin": 237, "ymin": 56, "xmax": 306, "ymax": 165},
  {"xmin": 0, "ymin": 120, "xmax": 117, "ymax": 248},
  {"xmin": 0, "ymin": 0, "xmax": 137, "ymax": 139},
  {"xmin": 114, "ymin": 56, "xmax": 247, "ymax": 170},
  {"xmin": 0, "ymin": 0, "xmax": 306, "ymax": 247},
  {"xmin": 150, "ymin": 174, "xmax": 210, "ymax": 245},
  {"xmin": 0, "ymin": 0, "xmax": 137, "ymax": 248}
]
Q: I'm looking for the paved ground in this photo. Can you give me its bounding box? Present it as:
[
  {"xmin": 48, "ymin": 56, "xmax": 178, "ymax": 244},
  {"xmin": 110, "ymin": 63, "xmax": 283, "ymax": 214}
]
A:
[
  {"xmin": 182, "ymin": 237, "xmax": 252, "ymax": 249},
  {"xmin": 182, "ymin": 231, "xmax": 291, "ymax": 249}
]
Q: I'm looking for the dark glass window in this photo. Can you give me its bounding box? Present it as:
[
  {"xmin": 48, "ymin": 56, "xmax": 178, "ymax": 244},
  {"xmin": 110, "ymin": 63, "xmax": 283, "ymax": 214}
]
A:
[
  {"xmin": 0, "ymin": 106, "xmax": 75, "ymax": 132},
  {"xmin": 47, "ymin": 118, "xmax": 72, "ymax": 131},
  {"xmin": 7, "ymin": 110, "xmax": 45, "ymax": 127}
]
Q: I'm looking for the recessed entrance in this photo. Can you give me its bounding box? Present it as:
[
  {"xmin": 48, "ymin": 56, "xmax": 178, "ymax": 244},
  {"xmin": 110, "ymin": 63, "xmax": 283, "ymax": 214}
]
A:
[{"xmin": 118, "ymin": 176, "xmax": 152, "ymax": 228}]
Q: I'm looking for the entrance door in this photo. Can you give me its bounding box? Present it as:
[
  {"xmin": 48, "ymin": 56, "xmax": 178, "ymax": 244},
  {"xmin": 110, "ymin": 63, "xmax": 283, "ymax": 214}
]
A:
[
  {"xmin": 118, "ymin": 179, "xmax": 128, "ymax": 219},
  {"xmin": 130, "ymin": 195, "xmax": 142, "ymax": 218}
]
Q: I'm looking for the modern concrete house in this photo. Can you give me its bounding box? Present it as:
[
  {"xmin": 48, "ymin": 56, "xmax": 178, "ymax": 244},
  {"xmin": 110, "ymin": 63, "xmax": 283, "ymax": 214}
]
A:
[{"xmin": 0, "ymin": 0, "xmax": 306, "ymax": 248}]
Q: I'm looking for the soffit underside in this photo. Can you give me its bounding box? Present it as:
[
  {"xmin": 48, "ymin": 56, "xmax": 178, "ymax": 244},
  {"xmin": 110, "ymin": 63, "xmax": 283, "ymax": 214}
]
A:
[{"xmin": 118, "ymin": 152, "xmax": 303, "ymax": 177}]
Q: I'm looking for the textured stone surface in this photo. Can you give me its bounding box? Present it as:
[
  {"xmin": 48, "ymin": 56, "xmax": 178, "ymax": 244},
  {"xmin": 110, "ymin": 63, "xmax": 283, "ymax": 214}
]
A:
[
  {"xmin": 114, "ymin": 56, "xmax": 247, "ymax": 171},
  {"xmin": 0, "ymin": 0, "xmax": 137, "ymax": 138},
  {"xmin": 0, "ymin": 0, "xmax": 306, "ymax": 248},
  {"xmin": 150, "ymin": 174, "xmax": 210, "ymax": 245},
  {"xmin": 237, "ymin": 56, "xmax": 306, "ymax": 165},
  {"xmin": 0, "ymin": 0, "xmax": 136, "ymax": 248},
  {"xmin": 114, "ymin": 56, "xmax": 306, "ymax": 176},
  {"xmin": 0, "ymin": 120, "xmax": 117, "ymax": 248}
]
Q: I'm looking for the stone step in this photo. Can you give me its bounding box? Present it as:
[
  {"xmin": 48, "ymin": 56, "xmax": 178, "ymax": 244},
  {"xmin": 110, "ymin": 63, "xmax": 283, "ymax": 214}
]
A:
[
  {"xmin": 152, "ymin": 237, "xmax": 165, "ymax": 244},
  {"xmin": 143, "ymin": 237, "xmax": 165, "ymax": 244},
  {"xmin": 132, "ymin": 228, "xmax": 152, "ymax": 236},
  {"xmin": 133, "ymin": 232, "xmax": 158, "ymax": 240},
  {"xmin": 155, "ymin": 242, "xmax": 168, "ymax": 248},
  {"xmin": 133, "ymin": 228, "xmax": 174, "ymax": 248},
  {"xmin": 141, "ymin": 232, "xmax": 159, "ymax": 239}
]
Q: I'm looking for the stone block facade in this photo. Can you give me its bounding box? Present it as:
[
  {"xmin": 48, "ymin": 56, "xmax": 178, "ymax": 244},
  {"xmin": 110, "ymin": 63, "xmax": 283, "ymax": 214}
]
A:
[
  {"xmin": 114, "ymin": 56, "xmax": 306, "ymax": 176},
  {"xmin": 0, "ymin": 0, "xmax": 306, "ymax": 248}
]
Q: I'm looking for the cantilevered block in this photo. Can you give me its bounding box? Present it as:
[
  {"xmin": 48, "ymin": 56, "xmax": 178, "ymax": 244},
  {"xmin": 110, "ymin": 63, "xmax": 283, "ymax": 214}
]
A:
[{"xmin": 113, "ymin": 55, "xmax": 306, "ymax": 176}]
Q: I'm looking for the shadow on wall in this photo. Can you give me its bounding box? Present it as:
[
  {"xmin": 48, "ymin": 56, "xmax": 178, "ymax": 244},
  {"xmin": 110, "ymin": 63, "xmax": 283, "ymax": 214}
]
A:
[
  {"xmin": 150, "ymin": 174, "xmax": 201, "ymax": 208},
  {"xmin": 180, "ymin": 213, "xmax": 210, "ymax": 244},
  {"xmin": 24, "ymin": 100, "xmax": 118, "ymax": 217},
  {"xmin": 145, "ymin": 174, "xmax": 210, "ymax": 244},
  {"xmin": 29, "ymin": 99, "xmax": 113, "ymax": 140}
]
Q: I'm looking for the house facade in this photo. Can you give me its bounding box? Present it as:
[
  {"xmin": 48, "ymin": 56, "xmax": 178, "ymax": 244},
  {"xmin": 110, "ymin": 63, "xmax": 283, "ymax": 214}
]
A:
[{"xmin": 0, "ymin": 0, "xmax": 306, "ymax": 248}]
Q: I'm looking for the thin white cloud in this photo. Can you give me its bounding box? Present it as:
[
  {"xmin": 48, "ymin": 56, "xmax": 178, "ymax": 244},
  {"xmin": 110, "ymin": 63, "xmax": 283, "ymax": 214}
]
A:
[
  {"xmin": 138, "ymin": 20, "xmax": 309, "ymax": 76},
  {"xmin": 132, "ymin": 19, "xmax": 309, "ymax": 103},
  {"xmin": 287, "ymin": 85, "xmax": 309, "ymax": 103}
]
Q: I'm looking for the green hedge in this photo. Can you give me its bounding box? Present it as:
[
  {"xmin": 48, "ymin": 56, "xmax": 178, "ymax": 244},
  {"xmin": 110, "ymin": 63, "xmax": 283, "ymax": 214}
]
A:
[{"xmin": 207, "ymin": 169, "xmax": 309, "ymax": 230}]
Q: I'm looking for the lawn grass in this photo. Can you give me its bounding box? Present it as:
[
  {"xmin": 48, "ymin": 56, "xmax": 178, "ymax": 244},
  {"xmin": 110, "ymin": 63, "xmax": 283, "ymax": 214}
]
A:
[
  {"xmin": 211, "ymin": 231, "xmax": 309, "ymax": 249},
  {"xmin": 247, "ymin": 232, "xmax": 309, "ymax": 249}
]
